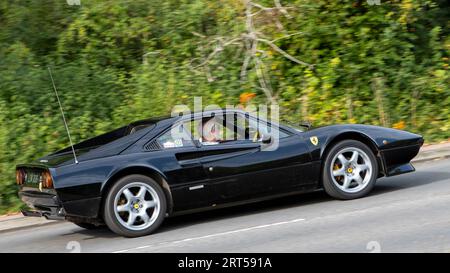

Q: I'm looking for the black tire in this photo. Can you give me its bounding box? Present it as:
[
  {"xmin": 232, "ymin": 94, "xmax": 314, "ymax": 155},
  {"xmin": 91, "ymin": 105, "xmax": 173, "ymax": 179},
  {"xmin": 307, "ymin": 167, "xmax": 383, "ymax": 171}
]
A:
[
  {"xmin": 322, "ymin": 140, "xmax": 378, "ymax": 200},
  {"xmin": 73, "ymin": 222, "xmax": 102, "ymax": 230},
  {"xmin": 103, "ymin": 175, "xmax": 167, "ymax": 237}
]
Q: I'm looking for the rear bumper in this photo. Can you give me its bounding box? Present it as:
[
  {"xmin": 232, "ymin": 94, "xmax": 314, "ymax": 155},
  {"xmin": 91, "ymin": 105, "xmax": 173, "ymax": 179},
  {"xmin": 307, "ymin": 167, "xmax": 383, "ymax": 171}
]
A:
[
  {"xmin": 19, "ymin": 186, "xmax": 103, "ymax": 222},
  {"xmin": 19, "ymin": 190, "xmax": 65, "ymax": 220}
]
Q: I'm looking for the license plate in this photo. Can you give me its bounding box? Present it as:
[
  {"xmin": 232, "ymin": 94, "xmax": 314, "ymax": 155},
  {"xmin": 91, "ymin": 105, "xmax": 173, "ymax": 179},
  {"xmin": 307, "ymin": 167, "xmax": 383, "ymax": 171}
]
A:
[{"xmin": 25, "ymin": 172, "xmax": 41, "ymax": 184}]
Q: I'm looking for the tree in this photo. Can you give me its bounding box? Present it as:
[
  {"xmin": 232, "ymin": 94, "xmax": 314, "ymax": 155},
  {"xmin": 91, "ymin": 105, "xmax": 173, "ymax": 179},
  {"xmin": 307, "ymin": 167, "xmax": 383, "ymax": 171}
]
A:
[{"xmin": 191, "ymin": 0, "xmax": 312, "ymax": 104}]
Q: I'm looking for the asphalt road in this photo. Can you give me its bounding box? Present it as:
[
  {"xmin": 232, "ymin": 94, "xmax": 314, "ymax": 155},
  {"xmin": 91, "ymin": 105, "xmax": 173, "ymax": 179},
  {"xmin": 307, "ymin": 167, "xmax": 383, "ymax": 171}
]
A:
[{"xmin": 1, "ymin": 158, "xmax": 450, "ymax": 253}]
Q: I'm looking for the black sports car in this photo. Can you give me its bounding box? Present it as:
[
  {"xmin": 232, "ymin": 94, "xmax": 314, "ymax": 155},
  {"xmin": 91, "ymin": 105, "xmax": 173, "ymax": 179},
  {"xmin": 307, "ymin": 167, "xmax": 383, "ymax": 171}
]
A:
[{"xmin": 17, "ymin": 109, "xmax": 423, "ymax": 237}]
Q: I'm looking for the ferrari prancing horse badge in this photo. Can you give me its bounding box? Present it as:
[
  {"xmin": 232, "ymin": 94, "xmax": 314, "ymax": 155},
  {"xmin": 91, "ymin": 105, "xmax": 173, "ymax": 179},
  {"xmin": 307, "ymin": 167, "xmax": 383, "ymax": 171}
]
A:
[{"xmin": 310, "ymin": 136, "xmax": 319, "ymax": 146}]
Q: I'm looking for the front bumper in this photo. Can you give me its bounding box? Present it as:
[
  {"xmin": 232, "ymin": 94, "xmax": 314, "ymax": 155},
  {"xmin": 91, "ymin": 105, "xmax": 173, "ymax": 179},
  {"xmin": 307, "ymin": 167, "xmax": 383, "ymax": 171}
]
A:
[
  {"xmin": 19, "ymin": 189, "xmax": 66, "ymax": 220},
  {"xmin": 380, "ymin": 142, "xmax": 422, "ymax": 177}
]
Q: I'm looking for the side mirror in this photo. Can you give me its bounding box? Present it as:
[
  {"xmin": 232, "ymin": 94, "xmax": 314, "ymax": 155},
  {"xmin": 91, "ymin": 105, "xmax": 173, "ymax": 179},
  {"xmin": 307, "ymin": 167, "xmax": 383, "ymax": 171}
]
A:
[
  {"xmin": 299, "ymin": 121, "xmax": 312, "ymax": 130},
  {"xmin": 261, "ymin": 134, "xmax": 272, "ymax": 144}
]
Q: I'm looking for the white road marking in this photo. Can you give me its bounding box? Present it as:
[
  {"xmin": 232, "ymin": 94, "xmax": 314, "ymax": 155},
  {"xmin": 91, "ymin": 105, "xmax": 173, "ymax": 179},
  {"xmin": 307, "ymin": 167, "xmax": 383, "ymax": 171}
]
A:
[{"xmin": 113, "ymin": 218, "xmax": 305, "ymax": 253}]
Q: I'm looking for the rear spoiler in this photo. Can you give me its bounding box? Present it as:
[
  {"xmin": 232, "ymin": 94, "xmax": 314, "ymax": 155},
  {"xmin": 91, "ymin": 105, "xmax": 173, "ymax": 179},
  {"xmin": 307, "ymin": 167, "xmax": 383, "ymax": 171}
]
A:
[{"xmin": 16, "ymin": 163, "xmax": 51, "ymax": 170}]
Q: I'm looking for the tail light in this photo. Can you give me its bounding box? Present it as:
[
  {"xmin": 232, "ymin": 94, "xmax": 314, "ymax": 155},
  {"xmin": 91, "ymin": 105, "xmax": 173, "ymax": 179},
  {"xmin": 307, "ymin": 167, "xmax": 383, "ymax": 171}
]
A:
[
  {"xmin": 41, "ymin": 171, "xmax": 54, "ymax": 189},
  {"xmin": 16, "ymin": 168, "xmax": 53, "ymax": 189},
  {"xmin": 16, "ymin": 169, "xmax": 25, "ymax": 185}
]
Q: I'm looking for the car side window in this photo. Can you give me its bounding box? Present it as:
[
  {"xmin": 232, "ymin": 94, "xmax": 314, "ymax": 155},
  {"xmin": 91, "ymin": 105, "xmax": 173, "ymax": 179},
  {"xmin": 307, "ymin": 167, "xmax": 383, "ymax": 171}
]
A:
[
  {"xmin": 246, "ymin": 116, "xmax": 290, "ymax": 140},
  {"xmin": 237, "ymin": 113, "xmax": 290, "ymax": 142},
  {"xmin": 194, "ymin": 114, "xmax": 245, "ymax": 145},
  {"xmin": 156, "ymin": 122, "xmax": 195, "ymax": 149},
  {"xmin": 191, "ymin": 113, "xmax": 290, "ymax": 146},
  {"xmin": 170, "ymin": 112, "xmax": 290, "ymax": 148}
]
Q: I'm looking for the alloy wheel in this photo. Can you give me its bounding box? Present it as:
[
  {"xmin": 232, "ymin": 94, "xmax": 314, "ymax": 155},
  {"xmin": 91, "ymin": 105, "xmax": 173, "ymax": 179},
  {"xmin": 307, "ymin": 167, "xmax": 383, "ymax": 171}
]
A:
[
  {"xmin": 329, "ymin": 147, "xmax": 373, "ymax": 193},
  {"xmin": 113, "ymin": 182, "xmax": 161, "ymax": 231}
]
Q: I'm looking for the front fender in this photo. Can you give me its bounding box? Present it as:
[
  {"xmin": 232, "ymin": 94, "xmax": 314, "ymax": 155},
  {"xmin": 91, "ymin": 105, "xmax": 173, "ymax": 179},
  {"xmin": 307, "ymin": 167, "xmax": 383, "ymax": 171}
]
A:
[{"xmin": 302, "ymin": 126, "xmax": 380, "ymax": 162}]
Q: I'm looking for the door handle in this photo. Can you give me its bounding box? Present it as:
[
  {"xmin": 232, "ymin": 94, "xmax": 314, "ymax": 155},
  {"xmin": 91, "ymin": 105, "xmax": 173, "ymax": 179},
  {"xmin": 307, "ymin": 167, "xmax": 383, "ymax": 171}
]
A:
[{"xmin": 178, "ymin": 159, "xmax": 202, "ymax": 167}]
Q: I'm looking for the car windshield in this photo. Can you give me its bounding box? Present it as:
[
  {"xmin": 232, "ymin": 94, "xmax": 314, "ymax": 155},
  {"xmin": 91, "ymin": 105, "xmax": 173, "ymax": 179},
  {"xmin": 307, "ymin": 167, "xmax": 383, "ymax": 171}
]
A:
[
  {"xmin": 281, "ymin": 120, "xmax": 307, "ymax": 133},
  {"xmin": 128, "ymin": 124, "xmax": 154, "ymax": 134}
]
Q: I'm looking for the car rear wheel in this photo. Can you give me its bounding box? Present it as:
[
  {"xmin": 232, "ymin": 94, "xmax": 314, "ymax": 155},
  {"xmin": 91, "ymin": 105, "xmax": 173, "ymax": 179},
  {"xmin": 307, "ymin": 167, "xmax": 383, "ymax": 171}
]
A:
[
  {"xmin": 103, "ymin": 175, "xmax": 166, "ymax": 237},
  {"xmin": 322, "ymin": 140, "xmax": 378, "ymax": 200}
]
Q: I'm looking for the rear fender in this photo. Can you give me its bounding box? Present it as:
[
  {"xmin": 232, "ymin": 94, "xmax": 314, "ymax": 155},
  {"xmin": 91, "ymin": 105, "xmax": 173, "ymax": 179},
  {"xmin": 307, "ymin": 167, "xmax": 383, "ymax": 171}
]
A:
[{"xmin": 101, "ymin": 165, "xmax": 174, "ymax": 215}]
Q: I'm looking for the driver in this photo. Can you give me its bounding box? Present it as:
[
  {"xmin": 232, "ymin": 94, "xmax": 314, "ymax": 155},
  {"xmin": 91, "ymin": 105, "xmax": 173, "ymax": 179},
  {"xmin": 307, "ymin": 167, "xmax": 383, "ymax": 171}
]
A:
[{"xmin": 198, "ymin": 117, "xmax": 222, "ymax": 145}]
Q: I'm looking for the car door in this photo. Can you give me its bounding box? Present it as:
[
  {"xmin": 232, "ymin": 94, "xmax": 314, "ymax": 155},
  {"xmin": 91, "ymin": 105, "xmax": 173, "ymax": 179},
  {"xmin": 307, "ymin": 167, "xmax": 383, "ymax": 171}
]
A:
[
  {"xmin": 195, "ymin": 112, "xmax": 313, "ymax": 203},
  {"xmin": 149, "ymin": 121, "xmax": 221, "ymax": 211}
]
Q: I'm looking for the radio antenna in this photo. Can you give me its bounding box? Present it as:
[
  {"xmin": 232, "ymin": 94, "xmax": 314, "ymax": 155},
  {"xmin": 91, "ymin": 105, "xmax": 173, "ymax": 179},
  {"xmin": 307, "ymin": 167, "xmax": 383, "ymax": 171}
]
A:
[{"xmin": 47, "ymin": 66, "xmax": 78, "ymax": 164}]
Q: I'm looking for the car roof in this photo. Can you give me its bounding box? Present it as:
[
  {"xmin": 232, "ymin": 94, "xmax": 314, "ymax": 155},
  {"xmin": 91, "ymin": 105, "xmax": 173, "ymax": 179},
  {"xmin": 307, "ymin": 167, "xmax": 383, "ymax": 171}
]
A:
[{"xmin": 131, "ymin": 109, "xmax": 256, "ymax": 127}]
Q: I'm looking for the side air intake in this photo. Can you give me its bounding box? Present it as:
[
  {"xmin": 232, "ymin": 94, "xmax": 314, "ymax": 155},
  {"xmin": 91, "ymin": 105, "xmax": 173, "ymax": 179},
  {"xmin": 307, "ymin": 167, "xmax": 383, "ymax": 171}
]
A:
[{"xmin": 144, "ymin": 140, "xmax": 162, "ymax": 151}]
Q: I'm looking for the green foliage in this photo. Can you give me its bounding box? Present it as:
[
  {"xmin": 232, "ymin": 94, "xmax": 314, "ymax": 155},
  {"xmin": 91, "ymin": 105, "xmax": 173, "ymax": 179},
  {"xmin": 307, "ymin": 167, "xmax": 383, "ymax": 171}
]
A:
[{"xmin": 0, "ymin": 0, "xmax": 448, "ymax": 213}]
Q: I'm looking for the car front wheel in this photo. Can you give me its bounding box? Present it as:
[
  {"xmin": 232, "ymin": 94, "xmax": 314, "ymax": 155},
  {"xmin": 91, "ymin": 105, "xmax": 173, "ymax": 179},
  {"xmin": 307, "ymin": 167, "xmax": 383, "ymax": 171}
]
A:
[
  {"xmin": 103, "ymin": 175, "xmax": 166, "ymax": 237},
  {"xmin": 322, "ymin": 140, "xmax": 378, "ymax": 200}
]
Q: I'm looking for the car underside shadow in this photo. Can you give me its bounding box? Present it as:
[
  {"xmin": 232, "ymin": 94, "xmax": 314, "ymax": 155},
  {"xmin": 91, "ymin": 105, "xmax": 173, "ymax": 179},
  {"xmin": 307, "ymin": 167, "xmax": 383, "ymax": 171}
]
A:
[
  {"xmin": 159, "ymin": 190, "xmax": 330, "ymax": 233},
  {"xmin": 370, "ymin": 170, "xmax": 450, "ymax": 197},
  {"xmin": 60, "ymin": 225, "xmax": 119, "ymax": 239},
  {"xmin": 65, "ymin": 169, "xmax": 449, "ymax": 238},
  {"xmin": 57, "ymin": 190, "xmax": 328, "ymax": 238},
  {"xmin": 159, "ymin": 170, "xmax": 450, "ymax": 234},
  {"xmin": 59, "ymin": 190, "xmax": 329, "ymax": 238}
]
